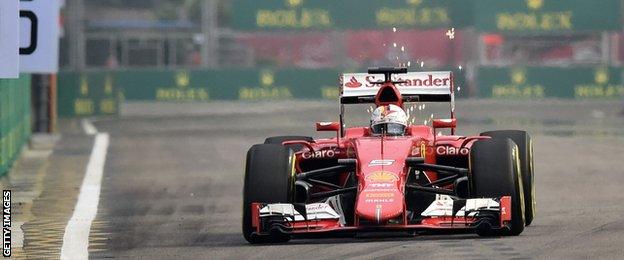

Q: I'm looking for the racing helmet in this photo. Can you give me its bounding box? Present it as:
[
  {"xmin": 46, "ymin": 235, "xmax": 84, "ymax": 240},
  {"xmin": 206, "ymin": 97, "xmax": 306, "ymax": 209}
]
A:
[{"xmin": 370, "ymin": 104, "xmax": 408, "ymax": 136}]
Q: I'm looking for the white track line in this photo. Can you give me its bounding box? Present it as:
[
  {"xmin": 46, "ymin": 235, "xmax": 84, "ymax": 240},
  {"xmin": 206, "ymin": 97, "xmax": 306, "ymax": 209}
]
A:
[
  {"xmin": 61, "ymin": 123, "xmax": 109, "ymax": 259},
  {"xmin": 81, "ymin": 119, "xmax": 98, "ymax": 136}
]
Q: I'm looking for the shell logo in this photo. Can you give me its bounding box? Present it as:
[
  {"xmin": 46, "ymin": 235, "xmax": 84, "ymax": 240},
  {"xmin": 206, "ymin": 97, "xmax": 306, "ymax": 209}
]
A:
[{"xmin": 366, "ymin": 171, "xmax": 398, "ymax": 183}]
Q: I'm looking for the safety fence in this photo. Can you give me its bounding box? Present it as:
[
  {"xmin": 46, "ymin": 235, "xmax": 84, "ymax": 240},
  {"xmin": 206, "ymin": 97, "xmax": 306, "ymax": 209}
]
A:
[{"xmin": 0, "ymin": 75, "xmax": 31, "ymax": 176}]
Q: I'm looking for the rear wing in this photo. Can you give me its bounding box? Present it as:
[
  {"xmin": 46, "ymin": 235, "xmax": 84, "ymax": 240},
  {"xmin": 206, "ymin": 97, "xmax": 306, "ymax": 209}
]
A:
[{"xmin": 340, "ymin": 71, "xmax": 454, "ymax": 104}]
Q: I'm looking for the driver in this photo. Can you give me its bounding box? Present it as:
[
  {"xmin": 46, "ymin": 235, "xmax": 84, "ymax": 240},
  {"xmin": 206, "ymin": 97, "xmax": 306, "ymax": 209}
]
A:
[{"xmin": 370, "ymin": 104, "xmax": 408, "ymax": 136}]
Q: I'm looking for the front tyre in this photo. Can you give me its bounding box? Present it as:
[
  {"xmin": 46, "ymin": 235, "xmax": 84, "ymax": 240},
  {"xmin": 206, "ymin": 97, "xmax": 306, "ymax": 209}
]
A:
[
  {"xmin": 470, "ymin": 138, "xmax": 525, "ymax": 236},
  {"xmin": 242, "ymin": 144, "xmax": 295, "ymax": 244},
  {"xmin": 481, "ymin": 130, "xmax": 535, "ymax": 226}
]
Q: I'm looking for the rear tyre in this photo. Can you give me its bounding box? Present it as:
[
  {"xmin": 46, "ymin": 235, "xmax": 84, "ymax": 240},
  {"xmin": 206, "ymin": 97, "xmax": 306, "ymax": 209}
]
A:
[
  {"xmin": 470, "ymin": 138, "xmax": 525, "ymax": 236},
  {"xmin": 264, "ymin": 136, "xmax": 314, "ymax": 151},
  {"xmin": 481, "ymin": 130, "xmax": 535, "ymax": 226},
  {"xmin": 242, "ymin": 144, "xmax": 295, "ymax": 244}
]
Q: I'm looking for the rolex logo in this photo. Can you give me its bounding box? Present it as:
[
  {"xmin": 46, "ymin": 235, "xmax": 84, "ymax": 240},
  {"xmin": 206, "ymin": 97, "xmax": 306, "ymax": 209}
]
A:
[
  {"xmin": 176, "ymin": 71, "xmax": 190, "ymax": 88},
  {"xmin": 286, "ymin": 0, "xmax": 302, "ymax": 8},
  {"xmin": 260, "ymin": 70, "xmax": 275, "ymax": 87},
  {"xmin": 527, "ymin": 0, "xmax": 543, "ymax": 10},
  {"xmin": 595, "ymin": 68, "xmax": 609, "ymax": 85},
  {"xmin": 511, "ymin": 68, "xmax": 527, "ymax": 85},
  {"xmin": 407, "ymin": 0, "xmax": 422, "ymax": 6}
]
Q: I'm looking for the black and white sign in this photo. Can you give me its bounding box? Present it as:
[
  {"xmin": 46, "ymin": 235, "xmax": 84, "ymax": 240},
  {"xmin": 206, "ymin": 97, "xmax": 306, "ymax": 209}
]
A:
[
  {"xmin": 0, "ymin": 0, "xmax": 20, "ymax": 78},
  {"xmin": 19, "ymin": 0, "xmax": 60, "ymax": 73}
]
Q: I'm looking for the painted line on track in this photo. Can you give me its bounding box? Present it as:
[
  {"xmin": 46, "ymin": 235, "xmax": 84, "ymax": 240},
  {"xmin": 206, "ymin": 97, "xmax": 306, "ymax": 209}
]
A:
[
  {"xmin": 60, "ymin": 120, "xmax": 109, "ymax": 259},
  {"xmin": 81, "ymin": 119, "xmax": 98, "ymax": 136}
]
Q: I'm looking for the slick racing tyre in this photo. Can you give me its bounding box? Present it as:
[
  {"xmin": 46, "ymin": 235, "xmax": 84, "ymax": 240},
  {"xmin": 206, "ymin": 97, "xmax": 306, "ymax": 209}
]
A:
[
  {"xmin": 470, "ymin": 138, "xmax": 525, "ymax": 236},
  {"xmin": 481, "ymin": 130, "xmax": 535, "ymax": 226},
  {"xmin": 242, "ymin": 144, "xmax": 295, "ymax": 244},
  {"xmin": 264, "ymin": 136, "xmax": 314, "ymax": 151}
]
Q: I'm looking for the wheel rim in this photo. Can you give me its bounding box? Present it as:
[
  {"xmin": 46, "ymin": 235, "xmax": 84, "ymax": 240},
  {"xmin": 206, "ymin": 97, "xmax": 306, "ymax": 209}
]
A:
[
  {"xmin": 513, "ymin": 145, "xmax": 525, "ymax": 224},
  {"xmin": 289, "ymin": 152, "xmax": 296, "ymax": 202},
  {"xmin": 529, "ymin": 139, "xmax": 536, "ymax": 216}
]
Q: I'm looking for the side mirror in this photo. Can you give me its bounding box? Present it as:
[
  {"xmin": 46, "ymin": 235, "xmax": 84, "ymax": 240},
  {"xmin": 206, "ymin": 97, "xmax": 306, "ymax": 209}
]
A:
[
  {"xmin": 316, "ymin": 122, "xmax": 340, "ymax": 132},
  {"xmin": 432, "ymin": 119, "xmax": 457, "ymax": 129}
]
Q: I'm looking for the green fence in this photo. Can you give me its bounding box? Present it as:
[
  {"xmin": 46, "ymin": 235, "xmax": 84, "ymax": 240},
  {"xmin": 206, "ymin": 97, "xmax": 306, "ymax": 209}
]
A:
[
  {"xmin": 57, "ymin": 68, "xmax": 467, "ymax": 106},
  {"xmin": 57, "ymin": 72, "xmax": 121, "ymax": 117},
  {"xmin": 0, "ymin": 75, "xmax": 31, "ymax": 176},
  {"xmin": 477, "ymin": 66, "xmax": 624, "ymax": 99}
]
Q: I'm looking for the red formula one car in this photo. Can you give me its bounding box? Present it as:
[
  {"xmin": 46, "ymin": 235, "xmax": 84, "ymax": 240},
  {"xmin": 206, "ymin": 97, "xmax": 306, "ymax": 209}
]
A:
[{"xmin": 243, "ymin": 67, "xmax": 535, "ymax": 243}]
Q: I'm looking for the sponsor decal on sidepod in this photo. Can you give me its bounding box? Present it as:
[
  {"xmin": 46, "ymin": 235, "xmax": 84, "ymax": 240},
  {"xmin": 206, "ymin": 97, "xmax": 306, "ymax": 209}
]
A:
[
  {"xmin": 436, "ymin": 146, "xmax": 470, "ymax": 156},
  {"xmin": 302, "ymin": 149, "xmax": 336, "ymax": 159}
]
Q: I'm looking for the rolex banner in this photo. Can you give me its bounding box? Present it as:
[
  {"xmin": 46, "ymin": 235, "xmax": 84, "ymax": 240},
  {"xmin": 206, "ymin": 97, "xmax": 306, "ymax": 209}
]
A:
[
  {"xmin": 56, "ymin": 67, "xmax": 467, "ymax": 115},
  {"xmin": 478, "ymin": 67, "xmax": 624, "ymax": 99},
  {"xmin": 230, "ymin": 0, "xmax": 620, "ymax": 32},
  {"xmin": 230, "ymin": 0, "xmax": 471, "ymax": 30},
  {"xmin": 474, "ymin": 0, "xmax": 622, "ymax": 33}
]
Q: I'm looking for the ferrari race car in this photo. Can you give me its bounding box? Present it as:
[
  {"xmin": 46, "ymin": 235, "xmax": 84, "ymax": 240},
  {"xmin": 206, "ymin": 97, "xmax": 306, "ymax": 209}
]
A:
[{"xmin": 243, "ymin": 67, "xmax": 535, "ymax": 243}]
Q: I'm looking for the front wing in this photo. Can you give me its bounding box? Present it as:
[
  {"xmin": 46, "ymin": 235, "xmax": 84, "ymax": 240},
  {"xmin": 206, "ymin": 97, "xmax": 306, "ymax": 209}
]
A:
[{"xmin": 250, "ymin": 196, "xmax": 512, "ymax": 238}]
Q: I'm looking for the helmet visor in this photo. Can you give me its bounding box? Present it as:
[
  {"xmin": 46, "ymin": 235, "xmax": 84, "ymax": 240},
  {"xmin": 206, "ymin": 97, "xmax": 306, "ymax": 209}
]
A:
[{"xmin": 371, "ymin": 123, "xmax": 406, "ymax": 136}]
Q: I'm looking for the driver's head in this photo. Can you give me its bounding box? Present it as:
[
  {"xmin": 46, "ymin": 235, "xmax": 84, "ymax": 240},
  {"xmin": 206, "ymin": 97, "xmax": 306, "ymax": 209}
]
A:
[{"xmin": 370, "ymin": 104, "xmax": 408, "ymax": 136}]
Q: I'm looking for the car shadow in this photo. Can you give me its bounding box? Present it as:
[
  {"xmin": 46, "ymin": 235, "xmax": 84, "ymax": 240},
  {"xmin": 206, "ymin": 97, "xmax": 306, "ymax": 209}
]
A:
[{"xmin": 206, "ymin": 231, "xmax": 502, "ymax": 248}]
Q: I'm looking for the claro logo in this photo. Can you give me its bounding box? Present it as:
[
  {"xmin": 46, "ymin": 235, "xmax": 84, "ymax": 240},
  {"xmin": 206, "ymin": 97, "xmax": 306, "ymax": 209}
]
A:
[
  {"xmin": 302, "ymin": 149, "xmax": 336, "ymax": 159},
  {"xmin": 436, "ymin": 146, "xmax": 470, "ymax": 156}
]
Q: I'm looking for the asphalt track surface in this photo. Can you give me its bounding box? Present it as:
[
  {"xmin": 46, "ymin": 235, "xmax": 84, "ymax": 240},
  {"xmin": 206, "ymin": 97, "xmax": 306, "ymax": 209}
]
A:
[{"xmin": 7, "ymin": 100, "xmax": 624, "ymax": 259}]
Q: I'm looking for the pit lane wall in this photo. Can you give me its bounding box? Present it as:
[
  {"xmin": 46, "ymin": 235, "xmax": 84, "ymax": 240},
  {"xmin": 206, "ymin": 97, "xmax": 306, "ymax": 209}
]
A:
[
  {"xmin": 57, "ymin": 72, "xmax": 122, "ymax": 117},
  {"xmin": 0, "ymin": 75, "xmax": 31, "ymax": 176},
  {"xmin": 56, "ymin": 68, "xmax": 467, "ymax": 117},
  {"xmin": 56, "ymin": 67, "xmax": 622, "ymax": 116}
]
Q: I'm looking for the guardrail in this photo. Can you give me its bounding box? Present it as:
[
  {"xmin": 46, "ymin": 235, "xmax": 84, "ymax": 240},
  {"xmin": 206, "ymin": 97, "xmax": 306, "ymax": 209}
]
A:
[{"xmin": 0, "ymin": 75, "xmax": 31, "ymax": 176}]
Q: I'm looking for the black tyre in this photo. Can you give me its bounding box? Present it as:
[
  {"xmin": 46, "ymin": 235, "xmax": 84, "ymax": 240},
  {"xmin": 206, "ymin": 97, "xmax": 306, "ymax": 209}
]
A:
[
  {"xmin": 481, "ymin": 130, "xmax": 535, "ymax": 226},
  {"xmin": 264, "ymin": 136, "xmax": 314, "ymax": 151},
  {"xmin": 242, "ymin": 144, "xmax": 295, "ymax": 244},
  {"xmin": 470, "ymin": 138, "xmax": 525, "ymax": 236}
]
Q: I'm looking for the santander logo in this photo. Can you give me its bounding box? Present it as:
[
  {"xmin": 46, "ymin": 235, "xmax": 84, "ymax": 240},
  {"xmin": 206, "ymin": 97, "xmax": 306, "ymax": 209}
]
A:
[{"xmin": 345, "ymin": 76, "xmax": 363, "ymax": 88}]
